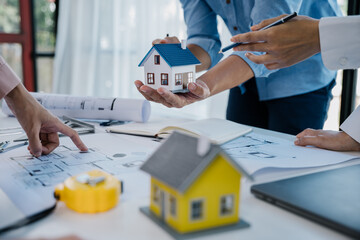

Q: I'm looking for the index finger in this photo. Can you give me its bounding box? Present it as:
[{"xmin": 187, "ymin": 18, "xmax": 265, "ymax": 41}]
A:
[
  {"xmin": 251, "ymin": 15, "xmax": 287, "ymax": 31},
  {"xmin": 57, "ymin": 123, "xmax": 88, "ymax": 152},
  {"xmin": 231, "ymin": 31, "xmax": 268, "ymax": 44}
]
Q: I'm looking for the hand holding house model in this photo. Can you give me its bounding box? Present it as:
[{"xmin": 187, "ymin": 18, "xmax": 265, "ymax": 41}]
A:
[{"xmin": 138, "ymin": 41, "xmax": 201, "ymax": 93}]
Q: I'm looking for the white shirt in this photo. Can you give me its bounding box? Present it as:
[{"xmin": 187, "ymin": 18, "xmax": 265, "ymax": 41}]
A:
[
  {"xmin": 319, "ymin": 16, "xmax": 360, "ymax": 70},
  {"xmin": 340, "ymin": 106, "xmax": 360, "ymax": 144}
]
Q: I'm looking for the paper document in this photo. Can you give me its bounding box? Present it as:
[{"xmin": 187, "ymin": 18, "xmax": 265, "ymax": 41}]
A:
[
  {"xmin": 0, "ymin": 133, "xmax": 156, "ymax": 216},
  {"xmin": 222, "ymin": 132, "xmax": 360, "ymax": 175},
  {"xmin": 2, "ymin": 93, "xmax": 151, "ymax": 122}
]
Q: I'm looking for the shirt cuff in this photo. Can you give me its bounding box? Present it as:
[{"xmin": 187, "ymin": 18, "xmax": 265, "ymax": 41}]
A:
[
  {"xmin": 0, "ymin": 56, "xmax": 21, "ymax": 99},
  {"xmin": 187, "ymin": 37, "xmax": 223, "ymax": 69}
]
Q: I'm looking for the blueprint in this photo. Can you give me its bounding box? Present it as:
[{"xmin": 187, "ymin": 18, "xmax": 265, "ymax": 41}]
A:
[
  {"xmin": 0, "ymin": 133, "xmax": 157, "ymax": 215},
  {"xmin": 222, "ymin": 132, "xmax": 360, "ymax": 175}
]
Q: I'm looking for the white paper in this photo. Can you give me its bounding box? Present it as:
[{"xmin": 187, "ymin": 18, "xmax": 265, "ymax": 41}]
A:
[
  {"xmin": 0, "ymin": 133, "xmax": 156, "ymax": 216},
  {"xmin": 2, "ymin": 92, "xmax": 151, "ymax": 122},
  {"xmin": 222, "ymin": 132, "xmax": 360, "ymax": 175}
]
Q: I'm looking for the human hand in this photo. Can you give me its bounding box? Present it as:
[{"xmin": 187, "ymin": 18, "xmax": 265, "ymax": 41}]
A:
[
  {"xmin": 294, "ymin": 129, "xmax": 360, "ymax": 151},
  {"xmin": 230, "ymin": 15, "xmax": 320, "ymax": 70},
  {"xmin": 152, "ymin": 35, "xmax": 180, "ymax": 45},
  {"xmin": 4, "ymin": 84, "xmax": 88, "ymax": 157},
  {"xmin": 134, "ymin": 79, "xmax": 210, "ymax": 108}
]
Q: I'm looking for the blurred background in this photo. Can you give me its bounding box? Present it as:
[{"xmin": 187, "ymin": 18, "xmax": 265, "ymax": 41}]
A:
[{"xmin": 0, "ymin": 0, "xmax": 359, "ymax": 129}]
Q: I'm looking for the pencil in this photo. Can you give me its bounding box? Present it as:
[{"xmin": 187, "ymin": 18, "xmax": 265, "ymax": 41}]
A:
[{"xmin": 219, "ymin": 12, "xmax": 298, "ymax": 53}]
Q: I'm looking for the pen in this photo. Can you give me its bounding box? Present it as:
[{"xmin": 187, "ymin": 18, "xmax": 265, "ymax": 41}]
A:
[{"xmin": 219, "ymin": 12, "xmax": 298, "ymax": 53}]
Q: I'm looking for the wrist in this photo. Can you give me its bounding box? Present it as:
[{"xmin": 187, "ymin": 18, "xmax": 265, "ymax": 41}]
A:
[{"xmin": 311, "ymin": 19, "xmax": 321, "ymax": 54}]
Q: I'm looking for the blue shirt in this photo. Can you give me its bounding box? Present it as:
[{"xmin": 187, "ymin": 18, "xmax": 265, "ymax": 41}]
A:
[{"xmin": 180, "ymin": 0, "xmax": 342, "ymax": 100}]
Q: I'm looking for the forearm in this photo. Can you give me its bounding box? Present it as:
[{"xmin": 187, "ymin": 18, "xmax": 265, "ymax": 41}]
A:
[
  {"xmin": 198, "ymin": 55, "xmax": 254, "ymax": 96},
  {"xmin": 4, "ymin": 83, "xmax": 36, "ymax": 117},
  {"xmin": 188, "ymin": 44, "xmax": 211, "ymax": 72}
]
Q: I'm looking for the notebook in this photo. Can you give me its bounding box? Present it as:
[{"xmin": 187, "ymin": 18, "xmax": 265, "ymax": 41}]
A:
[
  {"xmin": 107, "ymin": 118, "xmax": 252, "ymax": 144},
  {"xmin": 251, "ymin": 164, "xmax": 360, "ymax": 238}
]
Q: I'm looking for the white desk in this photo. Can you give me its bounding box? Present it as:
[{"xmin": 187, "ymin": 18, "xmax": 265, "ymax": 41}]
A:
[{"xmin": 1, "ymin": 112, "xmax": 359, "ymax": 240}]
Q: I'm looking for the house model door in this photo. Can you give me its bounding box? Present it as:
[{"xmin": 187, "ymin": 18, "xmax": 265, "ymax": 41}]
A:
[{"xmin": 160, "ymin": 191, "xmax": 165, "ymax": 221}]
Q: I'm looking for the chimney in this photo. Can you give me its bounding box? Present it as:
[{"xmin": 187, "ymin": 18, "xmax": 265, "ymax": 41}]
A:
[
  {"xmin": 181, "ymin": 39, "xmax": 187, "ymax": 50},
  {"xmin": 197, "ymin": 135, "xmax": 211, "ymax": 157}
]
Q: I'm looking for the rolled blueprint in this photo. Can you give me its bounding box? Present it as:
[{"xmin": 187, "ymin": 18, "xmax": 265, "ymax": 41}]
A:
[{"xmin": 2, "ymin": 92, "xmax": 151, "ymax": 123}]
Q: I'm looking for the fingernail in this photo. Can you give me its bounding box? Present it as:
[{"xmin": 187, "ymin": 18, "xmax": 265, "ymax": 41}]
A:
[
  {"xmin": 294, "ymin": 138, "xmax": 299, "ymax": 144},
  {"xmin": 158, "ymin": 88, "xmax": 164, "ymax": 95},
  {"xmin": 34, "ymin": 151, "xmax": 41, "ymax": 157},
  {"xmin": 135, "ymin": 83, "xmax": 141, "ymax": 88},
  {"xmin": 141, "ymin": 88, "xmax": 147, "ymax": 93},
  {"xmin": 245, "ymin": 52, "xmax": 250, "ymax": 57},
  {"xmin": 188, "ymin": 83, "xmax": 196, "ymax": 91}
]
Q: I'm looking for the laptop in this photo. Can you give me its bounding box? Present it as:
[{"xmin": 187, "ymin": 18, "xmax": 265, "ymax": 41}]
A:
[
  {"xmin": 251, "ymin": 164, "xmax": 360, "ymax": 238},
  {"xmin": 0, "ymin": 187, "xmax": 55, "ymax": 234}
]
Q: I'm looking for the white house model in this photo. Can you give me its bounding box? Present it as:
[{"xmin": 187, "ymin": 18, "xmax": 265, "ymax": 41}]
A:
[{"xmin": 138, "ymin": 42, "xmax": 201, "ymax": 93}]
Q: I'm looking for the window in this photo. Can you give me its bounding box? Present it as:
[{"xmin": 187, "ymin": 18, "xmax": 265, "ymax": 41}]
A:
[
  {"xmin": 152, "ymin": 185, "xmax": 160, "ymax": 204},
  {"xmin": 190, "ymin": 199, "xmax": 204, "ymax": 220},
  {"xmin": 175, "ymin": 73, "xmax": 182, "ymax": 86},
  {"xmin": 220, "ymin": 195, "xmax": 234, "ymax": 216},
  {"xmin": 161, "ymin": 73, "xmax": 168, "ymax": 85},
  {"xmin": 169, "ymin": 195, "xmax": 176, "ymax": 217},
  {"xmin": 147, "ymin": 73, "xmax": 154, "ymax": 84},
  {"xmin": 188, "ymin": 72, "xmax": 194, "ymax": 82},
  {"xmin": 154, "ymin": 55, "xmax": 160, "ymax": 65}
]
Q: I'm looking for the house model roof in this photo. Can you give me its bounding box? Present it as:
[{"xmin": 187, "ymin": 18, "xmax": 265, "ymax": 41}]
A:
[
  {"xmin": 138, "ymin": 43, "xmax": 201, "ymax": 67},
  {"xmin": 140, "ymin": 132, "xmax": 252, "ymax": 193}
]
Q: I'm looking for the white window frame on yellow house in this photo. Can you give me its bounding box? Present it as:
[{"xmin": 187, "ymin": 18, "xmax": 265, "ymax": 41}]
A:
[
  {"xmin": 219, "ymin": 194, "xmax": 235, "ymax": 217},
  {"xmin": 152, "ymin": 184, "xmax": 160, "ymax": 206},
  {"xmin": 189, "ymin": 198, "xmax": 206, "ymax": 222},
  {"xmin": 168, "ymin": 194, "xmax": 177, "ymax": 218}
]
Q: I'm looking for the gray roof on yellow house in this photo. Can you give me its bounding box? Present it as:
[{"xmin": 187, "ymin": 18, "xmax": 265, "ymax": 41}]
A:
[{"xmin": 140, "ymin": 131, "xmax": 252, "ymax": 193}]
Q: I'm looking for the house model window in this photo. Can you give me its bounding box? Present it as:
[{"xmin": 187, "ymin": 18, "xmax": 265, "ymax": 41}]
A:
[
  {"xmin": 169, "ymin": 195, "xmax": 176, "ymax": 217},
  {"xmin": 147, "ymin": 73, "xmax": 155, "ymax": 84},
  {"xmin": 220, "ymin": 195, "xmax": 234, "ymax": 216},
  {"xmin": 153, "ymin": 185, "xmax": 160, "ymax": 204},
  {"xmin": 154, "ymin": 55, "xmax": 160, "ymax": 65},
  {"xmin": 191, "ymin": 199, "xmax": 204, "ymax": 220},
  {"xmin": 161, "ymin": 74, "xmax": 168, "ymax": 85},
  {"xmin": 188, "ymin": 72, "xmax": 194, "ymax": 82},
  {"xmin": 175, "ymin": 74, "xmax": 182, "ymax": 86}
]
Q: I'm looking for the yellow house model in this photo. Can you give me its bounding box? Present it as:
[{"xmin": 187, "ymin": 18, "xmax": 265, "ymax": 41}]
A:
[{"xmin": 140, "ymin": 132, "xmax": 252, "ymax": 234}]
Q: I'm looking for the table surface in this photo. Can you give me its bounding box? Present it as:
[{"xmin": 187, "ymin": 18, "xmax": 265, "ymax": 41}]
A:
[{"xmin": 0, "ymin": 111, "xmax": 358, "ymax": 240}]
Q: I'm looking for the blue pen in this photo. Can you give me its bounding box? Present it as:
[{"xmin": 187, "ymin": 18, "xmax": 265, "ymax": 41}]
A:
[{"xmin": 219, "ymin": 12, "xmax": 298, "ymax": 53}]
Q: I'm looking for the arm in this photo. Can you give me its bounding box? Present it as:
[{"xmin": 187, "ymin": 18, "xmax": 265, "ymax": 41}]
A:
[
  {"xmin": 0, "ymin": 57, "xmax": 87, "ymax": 156},
  {"xmin": 231, "ymin": 15, "xmax": 320, "ymax": 70}
]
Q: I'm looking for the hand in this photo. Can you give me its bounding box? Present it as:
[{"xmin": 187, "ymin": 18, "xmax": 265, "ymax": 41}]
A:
[
  {"xmin": 230, "ymin": 15, "xmax": 320, "ymax": 70},
  {"xmin": 134, "ymin": 79, "xmax": 210, "ymax": 108},
  {"xmin": 294, "ymin": 129, "xmax": 360, "ymax": 151},
  {"xmin": 152, "ymin": 35, "xmax": 180, "ymax": 45},
  {"xmin": 4, "ymin": 84, "xmax": 88, "ymax": 157}
]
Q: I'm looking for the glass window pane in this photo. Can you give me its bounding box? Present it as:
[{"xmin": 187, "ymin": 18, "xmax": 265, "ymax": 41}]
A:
[
  {"xmin": 34, "ymin": 0, "xmax": 56, "ymax": 52},
  {"xmin": 0, "ymin": 43, "xmax": 23, "ymax": 80},
  {"xmin": 0, "ymin": 0, "xmax": 20, "ymax": 33},
  {"xmin": 36, "ymin": 57, "xmax": 53, "ymax": 92}
]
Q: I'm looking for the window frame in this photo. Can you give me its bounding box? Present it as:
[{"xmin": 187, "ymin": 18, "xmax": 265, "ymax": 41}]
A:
[
  {"xmin": 175, "ymin": 73, "xmax": 182, "ymax": 86},
  {"xmin": 147, "ymin": 73, "xmax": 155, "ymax": 84},
  {"xmin": 190, "ymin": 198, "xmax": 205, "ymax": 221},
  {"xmin": 161, "ymin": 73, "xmax": 168, "ymax": 85},
  {"xmin": 219, "ymin": 194, "xmax": 234, "ymax": 217},
  {"xmin": 154, "ymin": 55, "xmax": 160, "ymax": 65}
]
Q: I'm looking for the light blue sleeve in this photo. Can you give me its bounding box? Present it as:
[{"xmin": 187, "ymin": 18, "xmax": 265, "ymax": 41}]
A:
[
  {"xmin": 231, "ymin": 0, "xmax": 303, "ymax": 78},
  {"xmin": 180, "ymin": 0, "xmax": 223, "ymax": 69}
]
